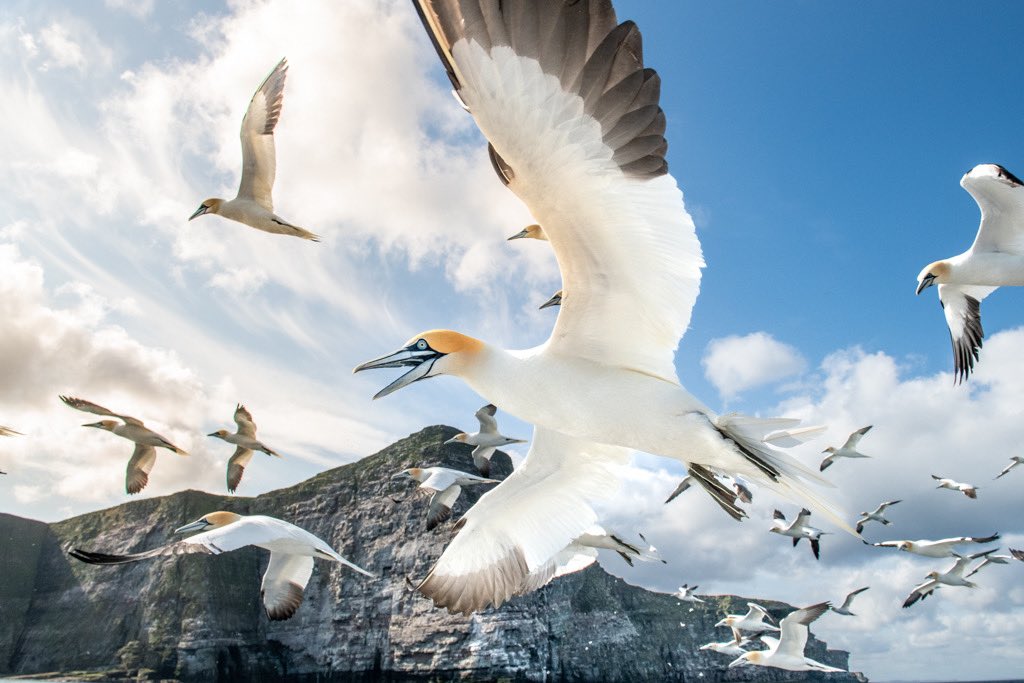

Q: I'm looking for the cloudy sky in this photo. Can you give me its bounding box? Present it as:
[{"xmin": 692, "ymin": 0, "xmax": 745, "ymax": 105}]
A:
[{"xmin": 2, "ymin": 1, "xmax": 1023, "ymax": 680}]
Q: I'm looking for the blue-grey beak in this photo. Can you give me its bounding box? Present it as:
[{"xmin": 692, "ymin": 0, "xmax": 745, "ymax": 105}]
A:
[
  {"xmin": 354, "ymin": 344, "xmax": 444, "ymax": 400},
  {"xmin": 539, "ymin": 291, "xmax": 562, "ymax": 310},
  {"xmin": 507, "ymin": 228, "xmax": 529, "ymax": 241},
  {"xmin": 174, "ymin": 519, "xmax": 211, "ymax": 535},
  {"xmin": 916, "ymin": 274, "xmax": 936, "ymax": 295},
  {"xmin": 189, "ymin": 204, "xmax": 208, "ymax": 221}
]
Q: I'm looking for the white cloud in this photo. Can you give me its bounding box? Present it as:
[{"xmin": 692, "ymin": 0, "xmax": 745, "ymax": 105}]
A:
[
  {"xmin": 104, "ymin": 0, "xmax": 155, "ymax": 19},
  {"xmin": 702, "ymin": 331, "xmax": 806, "ymax": 398},
  {"xmin": 38, "ymin": 22, "xmax": 86, "ymax": 71}
]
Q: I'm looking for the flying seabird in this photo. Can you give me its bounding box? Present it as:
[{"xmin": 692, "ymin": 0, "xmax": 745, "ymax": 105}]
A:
[
  {"xmin": 676, "ymin": 584, "xmax": 705, "ymax": 604},
  {"xmin": 855, "ymin": 499, "xmax": 901, "ymax": 534},
  {"xmin": 728, "ymin": 602, "xmax": 844, "ymax": 672},
  {"xmin": 68, "ymin": 511, "xmax": 372, "ymax": 620},
  {"xmin": 188, "ymin": 58, "xmax": 319, "ymax": 241},
  {"xmin": 208, "ymin": 404, "xmax": 282, "ymax": 493},
  {"xmin": 507, "ymin": 223, "xmax": 547, "ymax": 241},
  {"xmin": 663, "ymin": 464, "xmax": 751, "ymax": 521},
  {"xmin": 391, "ymin": 466, "xmax": 500, "ymax": 530},
  {"xmin": 716, "ymin": 602, "xmax": 780, "ymax": 637},
  {"xmin": 830, "ymin": 586, "xmax": 869, "ymax": 616},
  {"xmin": 770, "ymin": 508, "xmax": 829, "ymax": 560},
  {"xmin": 700, "ymin": 636, "xmax": 753, "ymax": 657},
  {"xmin": 902, "ymin": 576, "xmax": 941, "ymax": 608},
  {"xmin": 995, "ymin": 455, "xmax": 1024, "ymax": 479},
  {"xmin": 444, "ymin": 404, "xmax": 526, "ymax": 477},
  {"xmin": 966, "ymin": 552, "xmax": 1012, "ymax": 578},
  {"xmin": 819, "ymin": 425, "xmax": 872, "ymax": 472},
  {"xmin": 932, "ymin": 474, "xmax": 979, "ymax": 499},
  {"xmin": 902, "ymin": 550, "xmax": 996, "ymax": 608},
  {"xmin": 60, "ymin": 395, "xmax": 187, "ymax": 494},
  {"xmin": 873, "ymin": 533, "xmax": 1000, "ymax": 558},
  {"xmin": 915, "ymin": 164, "xmax": 1024, "ymax": 383}
]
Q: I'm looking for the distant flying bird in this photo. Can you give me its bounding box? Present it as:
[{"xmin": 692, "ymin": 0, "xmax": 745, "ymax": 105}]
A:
[
  {"xmin": 770, "ymin": 508, "xmax": 829, "ymax": 560},
  {"xmin": 873, "ymin": 533, "xmax": 1000, "ymax": 558},
  {"xmin": 700, "ymin": 635, "xmax": 753, "ymax": 657},
  {"xmin": 444, "ymin": 404, "xmax": 526, "ymax": 477},
  {"xmin": 830, "ymin": 586, "xmax": 869, "ymax": 616},
  {"xmin": 60, "ymin": 395, "xmax": 187, "ymax": 494},
  {"xmin": 819, "ymin": 425, "xmax": 872, "ymax": 472},
  {"xmin": 716, "ymin": 602, "xmax": 780, "ymax": 638},
  {"xmin": 507, "ymin": 223, "xmax": 547, "ymax": 241},
  {"xmin": 966, "ymin": 552, "xmax": 1012, "ymax": 578},
  {"xmin": 855, "ymin": 499, "xmax": 901, "ymax": 534},
  {"xmin": 915, "ymin": 164, "xmax": 1024, "ymax": 383},
  {"xmin": 664, "ymin": 464, "xmax": 749, "ymax": 521},
  {"xmin": 68, "ymin": 511, "xmax": 372, "ymax": 620},
  {"xmin": 676, "ymin": 584, "xmax": 705, "ymax": 604},
  {"xmin": 902, "ymin": 550, "xmax": 996, "ymax": 608},
  {"xmin": 728, "ymin": 602, "xmax": 844, "ymax": 672},
  {"xmin": 539, "ymin": 289, "xmax": 563, "ymax": 310},
  {"xmin": 995, "ymin": 455, "xmax": 1024, "ymax": 479},
  {"xmin": 189, "ymin": 58, "xmax": 319, "ymax": 241},
  {"xmin": 391, "ymin": 466, "xmax": 499, "ymax": 530},
  {"xmin": 208, "ymin": 404, "xmax": 282, "ymax": 493},
  {"xmin": 932, "ymin": 474, "xmax": 978, "ymax": 499},
  {"xmin": 1010, "ymin": 548, "xmax": 1024, "ymax": 562}
]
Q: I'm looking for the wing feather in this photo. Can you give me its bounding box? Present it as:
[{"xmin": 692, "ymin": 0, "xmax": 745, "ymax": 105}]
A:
[
  {"xmin": 261, "ymin": 553, "xmax": 313, "ymax": 621},
  {"xmin": 937, "ymin": 284, "xmax": 996, "ymax": 384},
  {"xmin": 238, "ymin": 58, "xmax": 287, "ymax": 210},
  {"xmin": 227, "ymin": 447, "xmax": 254, "ymax": 493},
  {"xmin": 125, "ymin": 443, "xmax": 156, "ymax": 495}
]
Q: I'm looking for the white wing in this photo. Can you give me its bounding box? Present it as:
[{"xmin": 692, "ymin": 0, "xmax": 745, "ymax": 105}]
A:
[
  {"xmin": 419, "ymin": 467, "xmax": 463, "ymax": 492},
  {"xmin": 261, "ymin": 553, "xmax": 314, "ymax": 621},
  {"xmin": 416, "ymin": 426, "xmax": 630, "ymax": 614},
  {"xmin": 965, "ymin": 169, "xmax": 1024, "ymax": 254},
  {"xmin": 426, "ymin": 484, "xmax": 462, "ymax": 530},
  {"xmin": 842, "ymin": 425, "xmax": 872, "ymax": 450},
  {"xmin": 471, "ymin": 445, "xmax": 496, "ymax": 477},
  {"xmin": 474, "ymin": 403, "xmax": 498, "ymax": 434},
  {"xmin": 417, "ymin": 0, "xmax": 702, "ymax": 381},
  {"xmin": 936, "ymin": 284, "xmax": 996, "ymax": 383},
  {"xmin": 839, "ymin": 586, "xmax": 869, "ymax": 611},
  {"xmin": 776, "ymin": 602, "xmax": 829, "ymax": 659},
  {"xmin": 517, "ymin": 543, "xmax": 598, "ymax": 595},
  {"xmin": 238, "ymin": 58, "xmax": 287, "ymax": 210},
  {"xmin": 233, "ymin": 404, "xmax": 258, "ymax": 438}
]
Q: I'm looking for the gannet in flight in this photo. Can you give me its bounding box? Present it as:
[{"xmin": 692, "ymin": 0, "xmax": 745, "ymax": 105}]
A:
[
  {"xmin": 819, "ymin": 425, "xmax": 872, "ymax": 472},
  {"xmin": 507, "ymin": 223, "xmax": 547, "ymax": 241},
  {"xmin": 208, "ymin": 404, "xmax": 282, "ymax": 493},
  {"xmin": 916, "ymin": 164, "xmax": 1024, "ymax": 383},
  {"xmin": 392, "ymin": 466, "xmax": 499, "ymax": 530},
  {"xmin": 902, "ymin": 576, "xmax": 941, "ymax": 608},
  {"xmin": 700, "ymin": 636, "xmax": 753, "ymax": 657},
  {"xmin": 966, "ymin": 551, "xmax": 1011, "ymax": 578},
  {"xmin": 363, "ymin": 0, "xmax": 847, "ymax": 614},
  {"xmin": 716, "ymin": 602, "xmax": 780, "ymax": 637},
  {"xmin": 676, "ymin": 584, "xmax": 705, "ymax": 604},
  {"xmin": 728, "ymin": 602, "xmax": 843, "ymax": 672},
  {"xmin": 68, "ymin": 511, "xmax": 372, "ymax": 620},
  {"xmin": 663, "ymin": 465, "xmax": 749, "ymax": 521},
  {"xmin": 855, "ymin": 499, "xmax": 901, "ymax": 534},
  {"xmin": 444, "ymin": 404, "xmax": 526, "ymax": 477},
  {"xmin": 932, "ymin": 474, "xmax": 978, "ymax": 499},
  {"xmin": 902, "ymin": 550, "xmax": 996, "ymax": 608},
  {"xmin": 873, "ymin": 533, "xmax": 1000, "ymax": 557},
  {"xmin": 60, "ymin": 395, "xmax": 187, "ymax": 494},
  {"xmin": 189, "ymin": 58, "xmax": 319, "ymax": 241},
  {"xmin": 770, "ymin": 508, "xmax": 828, "ymax": 560},
  {"xmin": 995, "ymin": 455, "xmax": 1024, "ymax": 479},
  {"xmin": 829, "ymin": 586, "xmax": 869, "ymax": 616}
]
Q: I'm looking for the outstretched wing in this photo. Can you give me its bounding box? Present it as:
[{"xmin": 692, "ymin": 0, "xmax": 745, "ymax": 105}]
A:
[
  {"xmin": 227, "ymin": 447, "xmax": 254, "ymax": 493},
  {"xmin": 776, "ymin": 602, "xmax": 830, "ymax": 659},
  {"xmin": 261, "ymin": 553, "xmax": 314, "ymax": 621},
  {"xmin": 233, "ymin": 404, "xmax": 258, "ymax": 438},
  {"xmin": 471, "ymin": 445, "xmax": 495, "ymax": 478},
  {"xmin": 125, "ymin": 443, "xmax": 157, "ymax": 495},
  {"xmin": 415, "ymin": 0, "xmax": 702, "ymax": 382},
  {"xmin": 474, "ymin": 403, "xmax": 498, "ymax": 434},
  {"xmin": 426, "ymin": 485, "xmax": 462, "ymax": 530},
  {"xmin": 59, "ymin": 395, "xmax": 142, "ymax": 426},
  {"xmin": 842, "ymin": 425, "xmax": 872, "ymax": 450},
  {"xmin": 238, "ymin": 58, "xmax": 287, "ymax": 210},
  {"xmin": 840, "ymin": 586, "xmax": 869, "ymax": 611},
  {"xmin": 936, "ymin": 284, "xmax": 996, "ymax": 384}
]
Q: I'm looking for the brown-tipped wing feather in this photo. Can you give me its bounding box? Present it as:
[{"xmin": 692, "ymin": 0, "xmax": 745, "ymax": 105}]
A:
[
  {"xmin": 125, "ymin": 443, "xmax": 157, "ymax": 495},
  {"xmin": 227, "ymin": 447, "xmax": 254, "ymax": 493}
]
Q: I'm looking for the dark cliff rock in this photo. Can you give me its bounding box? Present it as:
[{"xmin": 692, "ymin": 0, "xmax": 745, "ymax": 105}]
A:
[{"xmin": 0, "ymin": 425, "xmax": 865, "ymax": 682}]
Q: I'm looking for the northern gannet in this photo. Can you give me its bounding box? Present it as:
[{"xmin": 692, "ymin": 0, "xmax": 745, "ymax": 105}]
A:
[
  {"xmin": 873, "ymin": 533, "xmax": 1000, "ymax": 557},
  {"xmin": 966, "ymin": 552, "xmax": 1011, "ymax": 578},
  {"xmin": 392, "ymin": 466, "xmax": 499, "ymax": 530},
  {"xmin": 932, "ymin": 474, "xmax": 978, "ymax": 499},
  {"xmin": 676, "ymin": 584, "xmax": 705, "ymax": 604},
  {"xmin": 770, "ymin": 508, "xmax": 828, "ymax": 560},
  {"xmin": 60, "ymin": 395, "xmax": 187, "ymax": 494},
  {"xmin": 663, "ymin": 465, "xmax": 750, "ymax": 520},
  {"xmin": 189, "ymin": 58, "xmax": 319, "ymax": 241},
  {"xmin": 507, "ymin": 223, "xmax": 547, "ymax": 241},
  {"xmin": 995, "ymin": 455, "xmax": 1024, "ymax": 479},
  {"xmin": 915, "ymin": 164, "xmax": 1024, "ymax": 383},
  {"xmin": 208, "ymin": 404, "xmax": 282, "ymax": 493},
  {"xmin": 830, "ymin": 586, "xmax": 869, "ymax": 616},
  {"xmin": 728, "ymin": 602, "xmax": 843, "ymax": 672},
  {"xmin": 68, "ymin": 511, "xmax": 372, "ymax": 620},
  {"xmin": 359, "ymin": 2, "xmax": 848, "ymax": 538},
  {"xmin": 819, "ymin": 425, "xmax": 872, "ymax": 472},
  {"xmin": 902, "ymin": 577, "xmax": 941, "ymax": 608},
  {"xmin": 716, "ymin": 602, "xmax": 780, "ymax": 637},
  {"xmin": 700, "ymin": 636, "xmax": 752, "ymax": 657},
  {"xmin": 855, "ymin": 499, "xmax": 901, "ymax": 534},
  {"xmin": 444, "ymin": 404, "xmax": 526, "ymax": 477},
  {"xmin": 539, "ymin": 289, "xmax": 563, "ymax": 310},
  {"xmin": 902, "ymin": 550, "xmax": 995, "ymax": 608}
]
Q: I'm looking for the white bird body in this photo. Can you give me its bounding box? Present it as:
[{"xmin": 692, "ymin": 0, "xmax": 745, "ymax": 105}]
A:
[
  {"xmin": 932, "ymin": 474, "xmax": 978, "ymax": 499},
  {"xmin": 967, "ymin": 554, "xmax": 1011, "ymax": 577},
  {"xmin": 716, "ymin": 603, "xmax": 780, "ymax": 636},
  {"xmin": 700, "ymin": 639, "xmax": 750, "ymax": 657},
  {"xmin": 855, "ymin": 499, "xmax": 901, "ymax": 534},
  {"xmin": 770, "ymin": 508, "xmax": 827, "ymax": 559},
  {"xmin": 819, "ymin": 425, "xmax": 872, "ymax": 471},
  {"xmin": 729, "ymin": 602, "xmax": 843, "ymax": 672},
  {"xmin": 676, "ymin": 584, "xmax": 705, "ymax": 604},
  {"xmin": 874, "ymin": 534, "xmax": 1000, "ymax": 558},
  {"xmin": 394, "ymin": 466, "xmax": 499, "ymax": 531},
  {"xmin": 445, "ymin": 404, "xmax": 526, "ymax": 477}
]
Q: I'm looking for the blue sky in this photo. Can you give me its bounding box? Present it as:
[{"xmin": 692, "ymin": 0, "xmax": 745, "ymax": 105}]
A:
[{"xmin": 1, "ymin": 1, "xmax": 1023, "ymax": 680}]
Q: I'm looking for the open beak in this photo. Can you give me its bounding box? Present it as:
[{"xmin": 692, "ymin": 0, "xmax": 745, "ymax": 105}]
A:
[
  {"xmin": 916, "ymin": 274, "xmax": 936, "ymax": 295},
  {"xmin": 538, "ymin": 292, "xmax": 562, "ymax": 310},
  {"xmin": 174, "ymin": 519, "xmax": 211, "ymax": 535},
  {"xmin": 189, "ymin": 205, "xmax": 208, "ymax": 221},
  {"xmin": 354, "ymin": 344, "xmax": 444, "ymax": 399},
  {"xmin": 507, "ymin": 228, "xmax": 529, "ymax": 241}
]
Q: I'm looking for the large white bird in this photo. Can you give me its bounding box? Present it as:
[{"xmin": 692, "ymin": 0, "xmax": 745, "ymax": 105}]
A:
[
  {"xmin": 716, "ymin": 602, "xmax": 780, "ymax": 637},
  {"xmin": 855, "ymin": 499, "xmax": 901, "ymax": 534},
  {"xmin": 392, "ymin": 466, "xmax": 500, "ymax": 530},
  {"xmin": 830, "ymin": 586, "xmax": 869, "ymax": 616},
  {"xmin": 60, "ymin": 395, "xmax": 187, "ymax": 494},
  {"xmin": 444, "ymin": 404, "xmax": 527, "ymax": 477},
  {"xmin": 902, "ymin": 550, "xmax": 996, "ymax": 608},
  {"xmin": 68, "ymin": 511, "xmax": 372, "ymax": 620},
  {"xmin": 873, "ymin": 533, "xmax": 1000, "ymax": 558},
  {"xmin": 932, "ymin": 474, "xmax": 978, "ymax": 499},
  {"xmin": 676, "ymin": 584, "xmax": 705, "ymax": 604},
  {"xmin": 359, "ymin": 0, "xmax": 847, "ymax": 614},
  {"xmin": 188, "ymin": 58, "xmax": 319, "ymax": 241},
  {"xmin": 819, "ymin": 425, "xmax": 872, "ymax": 472},
  {"xmin": 728, "ymin": 602, "xmax": 843, "ymax": 672},
  {"xmin": 208, "ymin": 404, "xmax": 282, "ymax": 493},
  {"xmin": 770, "ymin": 508, "xmax": 828, "ymax": 560},
  {"xmin": 700, "ymin": 636, "xmax": 752, "ymax": 657},
  {"xmin": 995, "ymin": 455, "xmax": 1024, "ymax": 479},
  {"xmin": 915, "ymin": 163, "xmax": 1024, "ymax": 383}
]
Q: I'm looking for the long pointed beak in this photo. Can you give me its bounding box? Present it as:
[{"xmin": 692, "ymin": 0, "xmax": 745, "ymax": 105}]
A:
[
  {"xmin": 443, "ymin": 437, "xmax": 458, "ymax": 445},
  {"xmin": 354, "ymin": 346, "xmax": 443, "ymax": 400},
  {"xmin": 728, "ymin": 657, "xmax": 747, "ymax": 669},
  {"xmin": 174, "ymin": 519, "xmax": 210, "ymax": 535},
  {"xmin": 82, "ymin": 422, "xmax": 103, "ymax": 428},
  {"xmin": 508, "ymin": 438, "xmax": 528, "ymax": 444},
  {"xmin": 189, "ymin": 205, "xmax": 208, "ymax": 221},
  {"xmin": 916, "ymin": 275, "xmax": 936, "ymax": 295},
  {"xmin": 507, "ymin": 228, "xmax": 529, "ymax": 241},
  {"xmin": 539, "ymin": 292, "xmax": 562, "ymax": 310},
  {"xmin": 207, "ymin": 432, "xmax": 219, "ymax": 437}
]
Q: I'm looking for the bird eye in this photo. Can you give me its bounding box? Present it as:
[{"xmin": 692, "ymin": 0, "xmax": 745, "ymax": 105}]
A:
[{"xmin": 416, "ymin": 339, "xmax": 428, "ymax": 351}]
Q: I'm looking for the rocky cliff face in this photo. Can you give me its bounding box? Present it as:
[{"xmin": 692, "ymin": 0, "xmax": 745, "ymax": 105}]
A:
[{"xmin": 0, "ymin": 426, "xmax": 864, "ymax": 682}]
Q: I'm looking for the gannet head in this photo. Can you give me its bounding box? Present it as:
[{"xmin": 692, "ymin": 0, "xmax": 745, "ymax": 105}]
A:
[
  {"xmin": 174, "ymin": 510, "xmax": 242, "ymax": 534},
  {"xmin": 916, "ymin": 260, "xmax": 950, "ymax": 295},
  {"xmin": 83, "ymin": 420, "xmax": 118, "ymax": 432},
  {"xmin": 444, "ymin": 433, "xmax": 469, "ymax": 445},
  {"xmin": 539, "ymin": 289, "xmax": 563, "ymax": 310},
  {"xmin": 189, "ymin": 198, "xmax": 223, "ymax": 220},
  {"xmin": 961, "ymin": 163, "xmax": 1024, "ymax": 192},
  {"xmin": 728, "ymin": 651, "xmax": 758, "ymax": 668},
  {"xmin": 354, "ymin": 330, "xmax": 483, "ymax": 399},
  {"xmin": 897, "ymin": 541, "xmax": 913, "ymax": 552},
  {"xmin": 207, "ymin": 429, "xmax": 231, "ymax": 440},
  {"xmin": 391, "ymin": 467, "xmax": 424, "ymax": 483},
  {"xmin": 507, "ymin": 223, "xmax": 547, "ymax": 241},
  {"xmin": 714, "ymin": 616, "xmax": 733, "ymax": 628}
]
